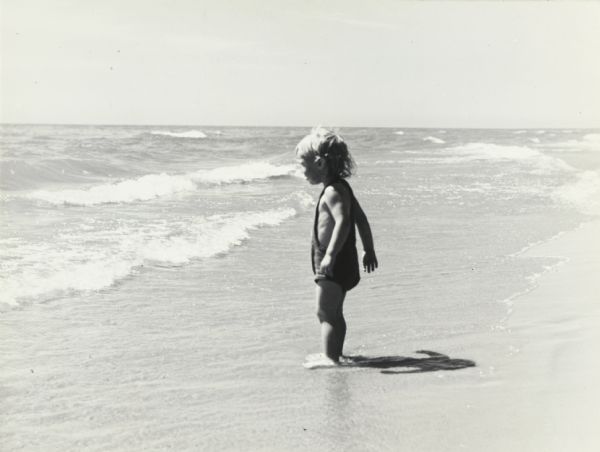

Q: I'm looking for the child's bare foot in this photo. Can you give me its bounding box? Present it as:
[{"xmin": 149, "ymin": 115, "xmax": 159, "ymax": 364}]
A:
[
  {"xmin": 303, "ymin": 354, "xmax": 340, "ymax": 369},
  {"xmin": 338, "ymin": 355, "xmax": 352, "ymax": 365}
]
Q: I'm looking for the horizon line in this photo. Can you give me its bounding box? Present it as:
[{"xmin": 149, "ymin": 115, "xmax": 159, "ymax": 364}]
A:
[{"xmin": 1, "ymin": 122, "xmax": 598, "ymax": 130}]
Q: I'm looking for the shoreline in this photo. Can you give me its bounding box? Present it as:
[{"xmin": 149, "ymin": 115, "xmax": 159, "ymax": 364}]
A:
[
  {"xmin": 505, "ymin": 219, "xmax": 600, "ymax": 448},
  {"xmin": 468, "ymin": 219, "xmax": 600, "ymax": 451}
]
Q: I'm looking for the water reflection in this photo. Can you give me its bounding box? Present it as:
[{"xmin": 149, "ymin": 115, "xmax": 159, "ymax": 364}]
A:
[{"xmin": 322, "ymin": 370, "xmax": 353, "ymax": 449}]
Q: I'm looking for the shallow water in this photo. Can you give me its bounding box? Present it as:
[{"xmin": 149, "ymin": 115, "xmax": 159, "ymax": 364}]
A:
[{"xmin": 1, "ymin": 125, "xmax": 599, "ymax": 450}]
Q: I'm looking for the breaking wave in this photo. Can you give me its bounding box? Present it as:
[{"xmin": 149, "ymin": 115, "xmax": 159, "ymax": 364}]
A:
[
  {"xmin": 0, "ymin": 208, "xmax": 297, "ymax": 306},
  {"xmin": 445, "ymin": 143, "xmax": 574, "ymax": 175},
  {"xmin": 552, "ymin": 170, "xmax": 600, "ymax": 216},
  {"xmin": 27, "ymin": 162, "xmax": 297, "ymax": 206}
]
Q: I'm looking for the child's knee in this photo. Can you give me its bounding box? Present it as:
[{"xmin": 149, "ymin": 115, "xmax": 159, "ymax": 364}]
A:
[
  {"xmin": 316, "ymin": 307, "xmax": 329, "ymax": 323},
  {"xmin": 316, "ymin": 305, "xmax": 337, "ymax": 323}
]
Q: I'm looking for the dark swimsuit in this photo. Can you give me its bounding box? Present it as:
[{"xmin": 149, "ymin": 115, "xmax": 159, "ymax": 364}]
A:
[{"xmin": 311, "ymin": 179, "xmax": 360, "ymax": 292}]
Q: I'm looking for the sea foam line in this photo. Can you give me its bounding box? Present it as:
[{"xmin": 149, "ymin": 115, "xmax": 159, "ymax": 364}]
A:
[
  {"xmin": 0, "ymin": 208, "xmax": 297, "ymax": 307},
  {"xmin": 27, "ymin": 162, "xmax": 297, "ymax": 206}
]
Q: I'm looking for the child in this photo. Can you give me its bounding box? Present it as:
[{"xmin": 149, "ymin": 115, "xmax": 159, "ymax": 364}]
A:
[{"xmin": 296, "ymin": 127, "xmax": 378, "ymax": 366}]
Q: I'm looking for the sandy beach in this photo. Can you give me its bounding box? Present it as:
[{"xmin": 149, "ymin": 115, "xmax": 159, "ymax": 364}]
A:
[
  {"xmin": 490, "ymin": 220, "xmax": 600, "ymax": 451},
  {"xmin": 377, "ymin": 220, "xmax": 600, "ymax": 452}
]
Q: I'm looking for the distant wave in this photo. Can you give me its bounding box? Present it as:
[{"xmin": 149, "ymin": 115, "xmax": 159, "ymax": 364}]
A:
[
  {"xmin": 423, "ymin": 136, "xmax": 445, "ymax": 144},
  {"xmin": 393, "ymin": 131, "xmax": 404, "ymax": 135},
  {"xmin": 446, "ymin": 142, "xmax": 600, "ymax": 214},
  {"xmin": 445, "ymin": 143, "xmax": 574, "ymax": 175},
  {"xmin": 28, "ymin": 162, "xmax": 297, "ymax": 206},
  {"xmin": 541, "ymin": 133, "xmax": 600, "ymax": 152},
  {"xmin": 450, "ymin": 143, "xmax": 542, "ymax": 161},
  {"xmin": 150, "ymin": 130, "xmax": 207, "ymax": 138},
  {"xmin": 0, "ymin": 208, "xmax": 296, "ymax": 307}
]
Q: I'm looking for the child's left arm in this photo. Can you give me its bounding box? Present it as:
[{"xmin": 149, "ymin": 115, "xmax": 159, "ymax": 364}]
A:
[{"xmin": 353, "ymin": 198, "xmax": 378, "ymax": 273}]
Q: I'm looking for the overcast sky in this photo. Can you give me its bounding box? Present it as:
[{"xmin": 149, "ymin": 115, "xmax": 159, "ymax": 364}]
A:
[{"xmin": 1, "ymin": 1, "xmax": 599, "ymax": 127}]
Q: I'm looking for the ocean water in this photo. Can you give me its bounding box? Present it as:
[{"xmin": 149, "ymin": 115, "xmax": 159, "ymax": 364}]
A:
[{"xmin": 1, "ymin": 125, "xmax": 599, "ymax": 450}]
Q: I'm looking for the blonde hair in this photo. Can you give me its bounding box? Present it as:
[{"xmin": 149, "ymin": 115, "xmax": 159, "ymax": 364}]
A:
[{"xmin": 295, "ymin": 127, "xmax": 355, "ymax": 178}]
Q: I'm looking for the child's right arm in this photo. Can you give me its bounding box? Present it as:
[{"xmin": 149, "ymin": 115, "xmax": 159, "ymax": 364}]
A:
[{"xmin": 353, "ymin": 198, "xmax": 378, "ymax": 273}]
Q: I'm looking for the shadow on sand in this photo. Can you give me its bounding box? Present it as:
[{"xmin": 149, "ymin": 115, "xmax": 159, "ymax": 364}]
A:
[{"xmin": 346, "ymin": 350, "xmax": 476, "ymax": 374}]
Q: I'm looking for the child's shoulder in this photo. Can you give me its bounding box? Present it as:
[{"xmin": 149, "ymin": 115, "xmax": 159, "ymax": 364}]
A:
[{"xmin": 323, "ymin": 180, "xmax": 353, "ymax": 203}]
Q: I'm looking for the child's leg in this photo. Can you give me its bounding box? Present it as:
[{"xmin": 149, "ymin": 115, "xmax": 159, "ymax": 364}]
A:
[
  {"xmin": 315, "ymin": 280, "xmax": 346, "ymax": 362},
  {"xmin": 335, "ymin": 303, "xmax": 347, "ymax": 358}
]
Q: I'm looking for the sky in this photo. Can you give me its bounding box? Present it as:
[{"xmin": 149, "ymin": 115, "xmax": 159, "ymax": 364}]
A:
[{"xmin": 1, "ymin": 0, "xmax": 599, "ymax": 128}]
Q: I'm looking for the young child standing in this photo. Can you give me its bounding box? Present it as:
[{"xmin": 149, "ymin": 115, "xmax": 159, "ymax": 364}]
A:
[{"xmin": 296, "ymin": 127, "xmax": 378, "ymax": 366}]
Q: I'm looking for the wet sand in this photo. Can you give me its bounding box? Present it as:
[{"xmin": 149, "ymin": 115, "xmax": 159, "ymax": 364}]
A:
[
  {"xmin": 493, "ymin": 220, "xmax": 600, "ymax": 451},
  {"xmin": 388, "ymin": 220, "xmax": 600, "ymax": 452}
]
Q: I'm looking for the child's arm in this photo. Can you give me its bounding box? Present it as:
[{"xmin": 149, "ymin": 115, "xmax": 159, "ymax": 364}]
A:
[
  {"xmin": 353, "ymin": 197, "xmax": 378, "ymax": 273},
  {"xmin": 319, "ymin": 186, "xmax": 351, "ymax": 276}
]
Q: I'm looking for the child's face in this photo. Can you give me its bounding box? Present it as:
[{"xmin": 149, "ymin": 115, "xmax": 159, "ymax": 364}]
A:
[{"xmin": 297, "ymin": 154, "xmax": 326, "ymax": 185}]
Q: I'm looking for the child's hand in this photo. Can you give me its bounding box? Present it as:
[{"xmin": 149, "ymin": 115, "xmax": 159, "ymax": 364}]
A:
[
  {"xmin": 363, "ymin": 249, "xmax": 378, "ymax": 273},
  {"xmin": 319, "ymin": 254, "xmax": 334, "ymax": 277}
]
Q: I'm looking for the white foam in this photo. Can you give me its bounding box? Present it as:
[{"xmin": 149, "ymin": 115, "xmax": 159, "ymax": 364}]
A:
[
  {"xmin": 28, "ymin": 162, "xmax": 297, "ymax": 206},
  {"xmin": 446, "ymin": 142, "xmax": 574, "ymax": 175},
  {"xmin": 280, "ymin": 190, "xmax": 315, "ymax": 209},
  {"xmin": 584, "ymin": 133, "xmax": 600, "ymax": 142},
  {"xmin": 150, "ymin": 130, "xmax": 207, "ymax": 138},
  {"xmin": 419, "ymin": 142, "xmax": 597, "ymax": 214},
  {"xmin": 140, "ymin": 209, "xmax": 296, "ymax": 263},
  {"xmin": 500, "ymin": 256, "xmax": 570, "ymax": 313},
  {"xmin": 191, "ymin": 162, "xmax": 296, "ymax": 185},
  {"xmin": 423, "ymin": 136, "xmax": 445, "ymax": 144},
  {"xmin": 0, "ymin": 208, "xmax": 297, "ymax": 306},
  {"xmin": 552, "ymin": 170, "xmax": 600, "ymax": 215},
  {"xmin": 30, "ymin": 173, "xmax": 197, "ymax": 205},
  {"xmin": 393, "ymin": 131, "xmax": 404, "ymax": 135},
  {"xmin": 449, "ymin": 143, "xmax": 539, "ymax": 160}
]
